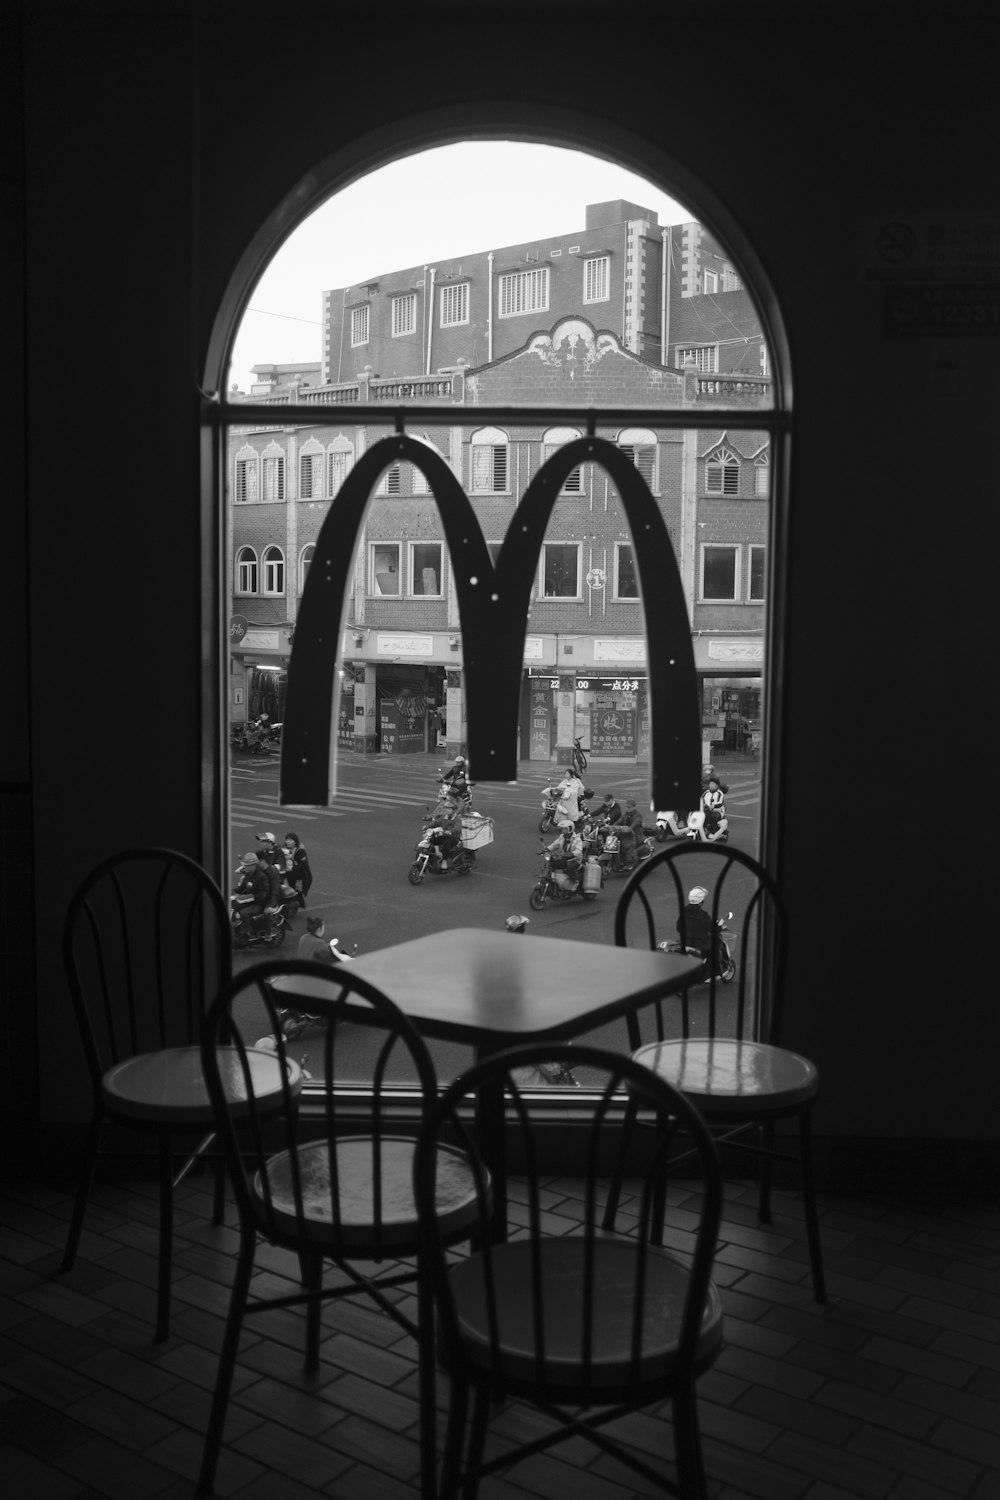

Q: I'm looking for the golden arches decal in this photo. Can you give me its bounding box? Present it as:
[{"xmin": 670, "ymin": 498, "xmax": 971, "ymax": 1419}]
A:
[{"xmin": 280, "ymin": 433, "xmax": 701, "ymax": 810}]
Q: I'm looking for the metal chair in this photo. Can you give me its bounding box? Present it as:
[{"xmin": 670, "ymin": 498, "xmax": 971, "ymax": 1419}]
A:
[
  {"xmin": 60, "ymin": 847, "xmax": 235, "ymax": 1339},
  {"xmin": 603, "ymin": 841, "xmax": 826, "ymax": 1302},
  {"xmin": 197, "ymin": 958, "xmax": 481, "ymax": 1500},
  {"xmin": 413, "ymin": 1042, "xmax": 724, "ymax": 1500}
]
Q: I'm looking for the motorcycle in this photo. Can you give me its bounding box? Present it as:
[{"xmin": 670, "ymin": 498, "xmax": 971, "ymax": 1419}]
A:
[
  {"xmin": 408, "ymin": 818, "xmax": 475, "ymax": 884},
  {"xmin": 230, "ymin": 721, "xmax": 269, "ymax": 755},
  {"xmin": 538, "ymin": 781, "xmax": 594, "ymax": 833},
  {"xmin": 275, "ymin": 938, "xmax": 358, "ymax": 1038},
  {"xmin": 528, "ymin": 844, "xmax": 601, "ymax": 909},
  {"xmin": 655, "ymin": 809, "xmax": 692, "ymax": 841},
  {"xmin": 436, "ymin": 768, "xmax": 474, "ymax": 812},
  {"xmin": 657, "ymin": 912, "xmax": 737, "ymax": 983},
  {"xmin": 230, "ymin": 892, "xmax": 292, "ymax": 949},
  {"xmin": 686, "ymin": 802, "xmax": 730, "ymax": 844},
  {"xmin": 591, "ymin": 823, "xmax": 656, "ymax": 875}
]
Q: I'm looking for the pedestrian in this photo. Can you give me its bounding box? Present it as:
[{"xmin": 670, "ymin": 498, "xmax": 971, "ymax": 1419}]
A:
[
  {"xmin": 297, "ymin": 914, "xmax": 337, "ymax": 965},
  {"xmin": 282, "ymin": 832, "xmax": 313, "ymax": 907}
]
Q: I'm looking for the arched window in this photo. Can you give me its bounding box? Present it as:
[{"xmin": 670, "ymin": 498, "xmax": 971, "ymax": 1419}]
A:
[
  {"xmin": 262, "ymin": 545, "xmax": 285, "ymax": 595},
  {"xmin": 542, "ymin": 426, "xmax": 583, "ymax": 494},
  {"xmin": 470, "ymin": 426, "xmax": 509, "ymax": 494},
  {"xmin": 261, "ymin": 442, "xmax": 285, "ymax": 502},
  {"xmin": 299, "ymin": 543, "xmax": 314, "ymax": 591},
  {"xmin": 234, "ymin": 446, "xmax": 258, "ymax": 504},
  {"xmin": 706, "ymin": 444, "xmax": 741, "ymax": 495},
  {"xmin": 327, "ymin": 436, "xmax": 355, "ymax": 497},
  {"xmin": 236, "ymin": 546, "xmax": 258, "ymax": 594},
  {"xmin": 299, "ymin": 439, "xmax": 325, "ymax": 499},
  {"xmin": 618, "ymin": 428, "xmax": 657, "ymax": 490}
]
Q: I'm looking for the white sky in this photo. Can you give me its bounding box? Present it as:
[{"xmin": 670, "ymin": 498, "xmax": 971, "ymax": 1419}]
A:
[{"xmin": 227, "ymin": 142, "xmax": 692, "ymax": 393}]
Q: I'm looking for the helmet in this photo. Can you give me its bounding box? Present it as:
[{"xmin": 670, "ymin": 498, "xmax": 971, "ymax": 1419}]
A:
[
  {"xmin": 505, "ymin": 914, "xmax": 530, "ymax": 933},
  {"xmin": 453, "ymin": 755, "xmax": 465, "ymax": 766},
  {"xmin": 558, "ymin": 819, "xmax": 574, "ymax": 831},
  {"xmin": 702, "ymin": 765, "xmax": 715, "ymax": 778},
  {"xmin": 688, "ymin": 886, "xmax": 708, "ymax": 905}
]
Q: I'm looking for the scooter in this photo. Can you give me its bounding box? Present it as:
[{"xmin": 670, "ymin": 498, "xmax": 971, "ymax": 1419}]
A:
[
  {"xmin": 408, "ymin": 819, "xmax": 475, "ymax": 884},
  {"xmin": 275, "ymin": 938, "xmax": 358, "ymax": 1038},
  {"xmin": 528, "ymin": 844, "xmax": 601, "ymax": 909},
  {"xmin": 539, "ymin": 782, "xmax": 594, "ymax": 833},
  {"xmin": 686, "ymin": 803, "xmax": 730, "ymax": 844},
  {"xmin": 435, "ymin": 768, "xmax": 474, "ymax": 812},
  {"xmin": 657, "ymin": 912, "xmax": 737, "ymax": 982},
  {"xmin": 230, "ymin": 894, "xmax": 290, "ymax": 949},
  {"xmin": 655, "ymin": 809, "xmax": 692, "ymax": 841},
  {"xmin": 592, "ymin": 825, "xmax": 656, "ymax": 875},
  {"xmin": 230, "ymin": 721, "xmax": 269, "ymax": 755}
]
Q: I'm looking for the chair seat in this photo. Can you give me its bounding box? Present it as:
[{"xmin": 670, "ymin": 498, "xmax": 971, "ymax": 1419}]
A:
[
  {"xmin": 632, "ymin": 1038, "xmax": 818, "ymax": 1116},
  {"xmin": 448, "ymin": 1235, "xmax": 723, "ymax": 1391},
  {"xmin": 102, "ymin": 1046, "xmax": 299, "ymax": 1126},
  {"xmin": 256, "ymin": 1137, "xmax": 480, "ymax": 1250}
]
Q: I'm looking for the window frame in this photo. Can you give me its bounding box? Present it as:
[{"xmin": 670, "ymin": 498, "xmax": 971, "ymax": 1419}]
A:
[
  {"xmin": 470, "ymin": 427, "xmax": 509, "ymax": 494},
  {"xmin": 700, "ymin": 543, "xmax": 740, "ymax": 602},
  {"xmin": 391, "ymin": 292, "xmax": 417, "ymax": 337},
  {"xmin": 234, "ymin": 452, "xmax": 258, "ymax": 504},
  {"xmin": 618, "ymin": 428, "xmax": 658, "ymax": 494},
  {"xmin": 261, "ymin": 453, "xmax": 285, "ymax": 502},
  {"xmin": 540, "ymin": 541, "xmax": 582, "ymax": 600},
  {"xmin": 705, "ymin": 447, "xmax": 741, "ymax": 496},
  {"xmin": 677, "ymin": 344, "xmax": 718, "ymax": 373},
  {"xmin": 299, "ymin": 543, "xmax": 315, "ymax": 592},
  {"xmin": 235, "ymin": 545, "xmax": 258, "ymax": 595},
  {"xmin": 613, "ymin": 542, "xmax": 640, "ymax": 602},
  {"xmin": 350, "ymin": 303, "xmax": 370, "ymax": 347},
  {"xmin": 439, "ymin": 282, "xmax": 469, "ymax": 328},
  {"xmin": 262, "ymin": 545, "xmax": 285, "ymax": 596},
  {"xmin": 748, "ymin": 543, "xmax": 767, "ymax": 602},
  {"xmin": 498, "ymin": 265, "xmax": 550, "ymax": 319},
  {"xmin": 703, "ymin": 269, "xmax": 718, "ymax": 293},
  {"xmin": 328, "ymin": 442, "xmax": 355, "ymax": 497},
  {"xmin": 542, "ymin": 427, "xmax": 583, "ymax": 494},
  {"xmin": 369, "ymin": 541, "xmax": 401, "ymax": 596},
  {"xmin": 299, "ymin": 448, "xmax": 324, "ymax": 499},
  {"xmin": 583, "ymin": 254, "xmax": 609, "ymax": 303},
  {"xmin": 409, "ymin": 540, "xmax": 444, "ymax": 598}
]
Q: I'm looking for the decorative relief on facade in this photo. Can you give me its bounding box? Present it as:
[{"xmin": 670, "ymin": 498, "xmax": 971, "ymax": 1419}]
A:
[
  {"xmin": 528, "ymin": 319, "xmax": 619, "ymax": 370},
  {"xmin": 708, "ymin": 639, "xmax": 764, "ymax": 662},
  {"xmin": 594, "ymin": 638, "xmax": 645, "ymax": 661}
]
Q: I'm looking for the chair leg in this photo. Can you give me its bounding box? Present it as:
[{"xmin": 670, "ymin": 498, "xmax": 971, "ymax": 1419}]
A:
[
  {"xmin": 156, "ymin": 1133, "xmax": 174, "ymax": 1342},
  {"xmin": 300, "ymin": 1251, "xmax": 323, "ymax": 1371},
  {"xmin": 212, "ymin": 1156, "xmax": 226, "ymax": 1227},
  {"xmin": 757, "ymin": 1120, "xmax": 774, "ymax": 1224},
  {"xmin": 798, "ymin": 1110, "xmax": 827, "ymax": 1303},
  {"xmin": 461, "ymin": 1383, "xmax": 491, "ymax": 1500},
  {"xmin": 417, "ymin": 1267, "xmax": 438, "ymax": 1500},
  {"xmin": 673, "ymin": 1388, "xmax": 708, "ymax": 1500},
  {"xmin": 60, "ymin": 1110, "xmax": 103, "ymax": 1272},
  {"xmin": 602, "ymin": 1094, "xmax": 639, "ymax": 1232},
  {"xmin": 439, "ymin": 1369, "xmax": 469, "ymax": 1500},
  {"xmin": 197, "ymin": 1224, "xmax": 256, "ymax": 1498}
]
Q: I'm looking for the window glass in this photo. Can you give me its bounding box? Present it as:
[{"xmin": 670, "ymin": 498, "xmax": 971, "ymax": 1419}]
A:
[
  {"xmin": 236, "ymin": 546, "xmax": 257, "ymax": 593},
  {"xmin": 542, "ymin": 542, "xmax": 580, "ymax": 597},
  {"xmin": 584, "ymin": 255, "xmax": 609, "ymax": 302},
  {"xmin": 411, "ymin": 543, "xmax": 443, "ymax": 596},
  {"xmin": 498, "ymin": 266, "xmax": 549, "ymax": 317},
  {"xmin": 702, "ymin": 544, "xmax": 738, "ymax": 600},
  {"xmin": 371, "ymin": 543, "xmax": 400, "ymax": 594},
  {"xmin": 440, "ymin": 283, "xmax": 469, "ymax": 326},
  {"xmin": 749, "ymin": 545, "xmax": 766, "ymax": 600},
  {"xmin": 392, "ymin": 293, "xmax": 416, "ymax": 336},
  {"xmin": 615, "ymin": 544, "xmax": 639, "ymax": 599}
]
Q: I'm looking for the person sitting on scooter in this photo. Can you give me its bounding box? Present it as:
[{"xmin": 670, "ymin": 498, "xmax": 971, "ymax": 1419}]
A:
[
  {"xmin": 297, "ymin": 914, "xmax": 337, "ymax": 965},
  {"xmin": 608, "ymin": 798, "xmax": 644, "ymax": 869},
  {"xmin": 548, "ymin": 820, "xmax": 584, "ymax": 884},
  {"xmin": 233, "ymin": 851, "xmax": 269, "ymax": 929},
  {"xmin": 678, "ymin": 885, "xmax": 720, "ymax": 973},
  {"xmin": 554, "ymin": 769, "xmax": 586, "ymax": 825},
  {"xmin": 432, "ymin": 799, "xmax": 468, "ymax": 866},
  {"xmin": 440, "ymin": 755, "xmax": 470, "ymax": 800},
  {"xmin": 702, "ymin": 764, "xmax": 729, "ymax": 795},
  {"xmin": 597, "ymin": 791, "xmax": 622, "ymax": 826}
]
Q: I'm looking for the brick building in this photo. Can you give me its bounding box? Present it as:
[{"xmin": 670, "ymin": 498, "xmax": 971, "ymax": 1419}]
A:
[{"xmin": 229, "ymin": 311, "xmax": 769, "ymax": 767}]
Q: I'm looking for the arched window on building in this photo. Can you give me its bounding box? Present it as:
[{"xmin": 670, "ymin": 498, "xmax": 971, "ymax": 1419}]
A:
[
  {"xmin": 299, "ymin": 439, "xmax": 325, "ymax": 499},
  {"xmin": 234, "ymin": 446, "xmax": 258, "ymax": 504},
  {"xmin": 299, "ymin": 543, "xmax": 315, "ymax": 591},
  {"xmin": 470, "ymin": 426, "xmax": 509, "ymax": 494},
  {"xmin": 327, "ymin": 436, "xmax": 355, "ymax": 497},
  {"xmin": 236, "ymin": 546, "xmax": 258, "ymax": 594},
  {"xmin": 262, "ymin": 545, "xmax": 285, "ymax": 595},
  {"xmin": 618, "ymin": 428, "xmax": 658, "ymax": 491},
  {"xmin": 542, "ymin": 427, "xmax": 583, "ymax": 494},
  {"xmin": 706, "ymin": 444, "xmax": 741, "ymax": 495}
]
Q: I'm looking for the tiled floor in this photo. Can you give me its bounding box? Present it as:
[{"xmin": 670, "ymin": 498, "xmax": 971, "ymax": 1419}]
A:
[{"xmin": 1, "ymin": 1166, "xmax": 998, "ymax": 1499}]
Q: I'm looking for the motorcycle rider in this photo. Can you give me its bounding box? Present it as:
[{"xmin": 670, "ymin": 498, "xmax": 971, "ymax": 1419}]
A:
[
  {"xmin": 297, "ymin": 914, "xmax": 338, "ymax": 965},
  {"xmin": 700, "ymin": 777, "xmax": 729, "ymax": 842},
  {"xmin": 554, "ymin": 768, "xmax": 586, "ymax": 825},
  {"xmin": 702, "ymin": 764, "xmax": 729, "ymax": 796},
  {"xmin": 548, "ymin": 819, "xmax": 584, "ymax": 887},
  {"xmin": 677, "ymin": 885, "xmax": 720, "ymax": 973},
  {"xmin": 440, "ymin": 755, "xmax": 470, "ymax": 794},
  {"xmin": 596, "ymin": 791, "xmax": 622, "ymax": 826},
  {"xmin": 608, "ymin": 798, "xmax": 645, "ymax": 870},
  {"xmin": 233, "ymin": 851, "xmax": 270, "ymax": 931},
  {"xmin": 431, "ymin": 799, "xmax": 469, "ymax": 867}
]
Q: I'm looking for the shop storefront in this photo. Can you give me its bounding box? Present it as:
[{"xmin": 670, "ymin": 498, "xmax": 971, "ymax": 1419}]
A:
[{"xmin": 693, "ymin": 636, "xmax": 764, "ymax": 761}]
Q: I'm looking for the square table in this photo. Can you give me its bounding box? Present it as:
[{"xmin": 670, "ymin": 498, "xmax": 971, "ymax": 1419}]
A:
[{"xmin": 271, "ymin": 927, "xmax": 704, "ymax": 1236}]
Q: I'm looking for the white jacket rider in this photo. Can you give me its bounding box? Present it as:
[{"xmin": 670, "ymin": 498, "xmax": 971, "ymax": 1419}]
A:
[{"xmin": 554, "ymin": 770, "xmax": 585, "ymax": 824}]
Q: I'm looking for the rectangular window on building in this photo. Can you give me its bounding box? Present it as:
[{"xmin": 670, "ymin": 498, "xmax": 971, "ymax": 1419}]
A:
[
  {"xmin": 300, "ymin": 452, "xmax": 323, "ymax": 498},
  {"xmin": 541, "ymin": 542, "xmax": 581, "ymax": 598},
  {"xmin": 440, "ymin": 283, "xmax": 469, "ymax": 327},
  {"xmin": 583, "ymin": 255, "xmax": 609, "ymax": 303},
  {"xmin": 754, "ymin": 461, "xmax": 769, "ymax": 497},
  {"xmin": 614, "ymin": 544, "xmax": 639, "ymax": 599},
  {"xmin": 351, "ymin": 304, "xmax": 369, "ymax": 346},
  {"xmin": 235, "ymin": 458, "xmax": 257, "ymax": 503},
  {"xmin": 498, "ymin": 266, "xmax": 549, "ymax": 318},
  {"xmin": 410, "ymin": 542, "xmax": 443, "ymax": 597},
  {"xmin": 721, "ymin": 269, "xmax": 743, "ymax": 292},
  {"xmin": 703, "ymin": 270, "xmax": 718, "ymax": 293},
  {"xmin": 749, "ymin": 544, "xmax": 767, "ymax": 601},
  {"xmin": 471, "ymin": 443, "xmax": 508, "ymax": 493},
  {"xmin": 370, "ymin": 543, "xmax": 400, "ymax": 595},
  {"xmin": 411, "ymin": 462, "xmax": 430, "ymax": 496},
  {"xmin": 701, "ymin": 544, "xmax": 739, "ymax": 601},
  {"xmin": 377, "ymin": 465, "xmax": 402, "ymax": 496},
  {"xmin": 619, "ymin": 443, "xmax": 657, "ymax": 490},
  {"xmin": 542, "ymin": 444, "xmax": 583, "ymax": 493},
  {"xmin": 391, "ymin": 293, "xmax": 417, "ymax": 337},
  {"xmin": 262, "ymin": 456, "xmax": 284, "ymax": 501},
  {"xmin": 677, "ymin": 345, "xmax": 718, "ymax": 373}
]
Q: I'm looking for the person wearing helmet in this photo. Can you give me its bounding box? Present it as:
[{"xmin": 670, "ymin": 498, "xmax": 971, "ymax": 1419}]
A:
[
  {"xmin": 677, "ymin": 885, "xmax": 719, "ymax": 972},
  {"xmin": 547, "ymin": 818, "xmax": 584, "ymax": 885},
  {"xmin": 702, "ymin": 764, "xmax": 729, "ymax": 796},
  {"xmin": 439, "ymin": 754, "xmax": 472, "ymax": 808}
]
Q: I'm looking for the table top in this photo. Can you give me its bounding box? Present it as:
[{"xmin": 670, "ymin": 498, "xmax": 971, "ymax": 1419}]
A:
[{"xmin": 271, "ymin": 928, "xmax": 703, "ymax": 1047}]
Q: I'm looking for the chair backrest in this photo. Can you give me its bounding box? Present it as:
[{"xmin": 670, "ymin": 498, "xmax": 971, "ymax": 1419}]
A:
[
  {"xmin": 413, "ymin": 1042, "xmax": 722, "ymax": 1402},
  {"xmin": 63, "ymin": 847, "xmax": 232, "ymax": 1084},
  {"xmin": 614, "ymin": 842, "xmax": 789, "ymax": 1049},
  {"xmin": 201, "ymin": 958, "xmax": 440, "ymax": 1256}
]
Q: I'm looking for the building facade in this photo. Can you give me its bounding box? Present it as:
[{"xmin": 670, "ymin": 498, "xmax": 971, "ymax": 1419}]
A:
[{"xmin": 229, "ymin": 314, "xmax": 770, "ymax": 768}]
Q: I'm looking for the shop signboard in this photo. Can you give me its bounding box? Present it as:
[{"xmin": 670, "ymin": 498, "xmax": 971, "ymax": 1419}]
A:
[
  {"xmin": 590, "ymin": 707, "xmax": 636, "ymax": 757},
  {"xmin": 529, "ymin": 684, "xmax": 551, "ymax": 760},
  {"xmin": 637, "ymin": 698, "xmax": 651, "ymax": 761},
  {"xmin": 380, "ymin": 703, "xmax": 399, "ymax": 754}
]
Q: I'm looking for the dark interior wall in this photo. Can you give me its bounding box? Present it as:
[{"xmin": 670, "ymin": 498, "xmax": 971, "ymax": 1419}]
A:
[{"xmin": 7, "ymin": 3, "xmax": 995, "ymax": 1159}]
